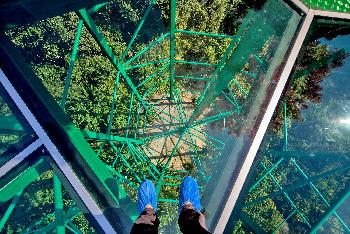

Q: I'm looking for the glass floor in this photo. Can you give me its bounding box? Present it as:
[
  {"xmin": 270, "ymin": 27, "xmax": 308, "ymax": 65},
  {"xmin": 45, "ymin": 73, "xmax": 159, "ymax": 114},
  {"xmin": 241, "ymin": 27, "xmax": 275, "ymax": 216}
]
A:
[
  {"xmin": 229, "ymin": 27, "xmax": 350, "ymax": 233},
  {"xmin": 0, "ymin": 0, "xmax": 349, "ymax": 233}
]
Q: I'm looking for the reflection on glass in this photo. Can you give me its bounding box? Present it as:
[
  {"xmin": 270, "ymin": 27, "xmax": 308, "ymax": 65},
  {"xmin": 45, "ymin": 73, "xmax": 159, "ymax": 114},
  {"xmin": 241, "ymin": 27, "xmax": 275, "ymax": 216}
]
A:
[
  {"xmin": 230, "ymin": 27, "xmax": 350, "ymax": 233},
  {"xmin": 286, "ymin": 35, "xmax": 350, "ymax": 154},
  {"xmin": 335, "ymin": 194, "xmax": 350, "ymax": 229},
  {"xmin": 198, "ymin": 0, "xmax": 302, "ymax": 229},
  {"xmin": 318, "ymin": 214, "xmax": 348, "ymax": 234}
]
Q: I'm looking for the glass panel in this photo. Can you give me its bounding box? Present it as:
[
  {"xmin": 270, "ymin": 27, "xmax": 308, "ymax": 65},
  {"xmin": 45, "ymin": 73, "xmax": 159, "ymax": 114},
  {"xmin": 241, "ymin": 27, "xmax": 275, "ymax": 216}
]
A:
[
  {"xmin": 198, "ymin": 0, "xmax": 302, "ymax": 229},
  {"xmin": 0, "ymin": 81, "xmax": 36, "ymax": 165},
  {"xmin": 3, "ymin": 0, "xmax": 304, "ymax": 232},
  {"xmin": 286, "ymin": 35, "xmax": 350, "ymax": 154},
  {"xmin": 230, "ymin": 22, "xmax": 350, "ymax": 233},
  {"xmin": 0, "ymin": 168, "xmax": 96, "ymax": 233},
  {"xmin": 335, "ymin": 194, "xmax": 350, "ymax": 228}
]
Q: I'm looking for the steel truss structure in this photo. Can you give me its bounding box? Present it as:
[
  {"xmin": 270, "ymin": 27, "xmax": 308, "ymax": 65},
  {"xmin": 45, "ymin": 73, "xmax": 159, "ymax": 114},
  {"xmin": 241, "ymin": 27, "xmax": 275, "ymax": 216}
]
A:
[{"xmin": 0, "ymin": 0, "xmax": 349, "ymax": 233}]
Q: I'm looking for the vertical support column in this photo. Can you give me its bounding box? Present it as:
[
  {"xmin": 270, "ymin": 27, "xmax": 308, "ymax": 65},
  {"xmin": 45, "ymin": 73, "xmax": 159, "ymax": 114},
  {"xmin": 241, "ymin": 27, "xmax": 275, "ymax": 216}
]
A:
[
  {"xmin": 54, "ymin": 175, "xmax": 65, "ymax": 234},
  {"xmin": 55, "ymin": 20, "xmax": 83, "ymax": 233},
  {"xmin": 60, "ymin": 20, "xmax": 83, "ymax": 109},
  {"xmin": 156, "ymin": 130, "xmax": 187, "ymax": 195},
  {"xmin": 0, "ymin": 190, "xmax": 23, "ymax": 231},
  {"xmin": 169, "ymin": 0, "xmax": 176, "ymax": 100}
]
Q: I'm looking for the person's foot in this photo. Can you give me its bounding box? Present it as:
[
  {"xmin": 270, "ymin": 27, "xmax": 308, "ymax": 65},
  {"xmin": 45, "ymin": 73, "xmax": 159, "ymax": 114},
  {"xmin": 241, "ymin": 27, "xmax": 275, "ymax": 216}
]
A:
[
  {"xmin": 137, "ymin": 180, "xmax": 157, "ymax": 215},
  {"xmin": 179, "ymin": 176, "xmax": 201, "ymax": 213}
]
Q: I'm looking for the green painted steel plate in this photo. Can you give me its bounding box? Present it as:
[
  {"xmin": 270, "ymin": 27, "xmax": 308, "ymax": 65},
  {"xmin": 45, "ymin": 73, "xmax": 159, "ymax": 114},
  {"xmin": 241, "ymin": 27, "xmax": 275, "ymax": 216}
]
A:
[{"xmin": 302, "ymin": 0, "xmax": 350, "ymax": 12}]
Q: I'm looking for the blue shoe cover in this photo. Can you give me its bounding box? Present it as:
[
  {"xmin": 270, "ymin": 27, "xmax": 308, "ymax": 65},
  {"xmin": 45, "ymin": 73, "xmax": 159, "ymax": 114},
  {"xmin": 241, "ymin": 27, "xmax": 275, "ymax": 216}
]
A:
[
  {"xmin": 137, "ymin": 180, "xmax": 157, "ymax": 215},
  {"xmin": 179, "ymin": 176, "xmax": 201, "ymax": 213}
]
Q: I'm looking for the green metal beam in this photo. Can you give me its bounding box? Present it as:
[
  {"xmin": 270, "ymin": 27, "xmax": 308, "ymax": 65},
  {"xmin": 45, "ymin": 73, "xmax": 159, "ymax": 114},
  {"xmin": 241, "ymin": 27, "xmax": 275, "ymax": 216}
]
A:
[
  {"xmin": 0, "ymin": 35, "xmax": 138, "ymax": 232},
  {"xmin": 142, "ymin": 75, "xmax": 171, "ymax": 98},
  {"xmin": 259, "ymin": 162, "xmax": 311, "ymax": 227},
  {"xmin": 171, "ymin": 83, "xmax": 207, "ymax": 182},
  {"xmin": 109, "ymin": 141, "xmax": 142, "ymax": 183},
  {"xmin": 0, "ymin": 0, "xmax": 111, "ymax": 29},
  {"xmin": 123, "ymin": 33, "xmax": 169, "ymax": 66},
  {"xmin": 81, "ymin": 129, "xmax": 142, "ymax": 144},
  {"xmin": 128, "ymin": 145, "xmax": 159, "ymax": 180},
  {"xmin": 124, "ymin": 59, "xmax": 169, "ymax": 71},
  {"xmin": 310, "ymin": 187, "xmax": 350, "ymax": 233},
  {"xmin": 190, "ymin": 110, "xmax": 237, "ymax": 128},
  {"xmin": 186, "ymin": 1, "xmax": 287, "ymax": 127},
  {"xmin": 66, "ymin": 222, "xmax": 82, "ymax": 234},
  {"xmin": 158, "ymin": 198, "xmax": 179, "ymax": 203},
  {"xmin": 77, "ymin": 9, "xmax": 149, "ymax": 111},
  {"xmin": 174, "ymin": 75, "xmax": 209, "ymax": 80},
  {"xmin": 60, "ymin": 20, "xmax": 83, "ymax": 110},
  {"xmin": 244, "ymin": 101, "xmax": 287, "ymax": 196},
  {"xmin": 107, "ymin": 165, "xmax": 138, "ymax": 189},
  {"xmin": 36, "ymin": 206, "xmax": 81, "ymax": 233},
  {"xmin": 248, "ymin": 158, "xmax": 284, "ymax": 193},
  {"xmin": 291, "ymin": 158, "xmax": 350, "ymax": 233},
  {"xmin": 0, "ymin": 159, "xmax": 48, "ymax": 203},
  {"xmin": 87, "ymin": 2, "xmax": 109, "ymax": 13},
  {"xmin": 176, "ymin": 29, "xmax": 234, "ymax": 39},
  {"xmin": 54, "ymin": 175, "xmax": 65, "ymax": 234},
  {"xmin": 243, "ymin": 163, "xmax": 350, "ymax": 208},
  {"xmin": 141, "ymin": 107, "xmax": 235, "ymax": 143},
  {"xmin": 0, "ymin": 190, "xmax": 22, "ymax": 231},
  {"xmin": 272, "ymin": 210, "xmax": 296, "ymax": 234},
  {"xmin": 169, "ymin": 0, "xmax": 176, "ymax": 99},
  {"xmin": 175, "ymin": 59, "xmax": 217, "ymax": 67},
  {"xmin": 124, "ymin": 93, "xmax": 135, "ymax": 139},
  {"xmin": 222, "ymin": 90, "xmax": 240, "ymax": 110},
  {"xmin": 156, "ymin": 130, "xmax": 187, "ymax": 195},
  {"xmin": 120, "ymin": 0, "xmax": 157, "ymax": 62},
  {"xmin": 136, "ymin": 63, "xmax": 170, "ymax": 88},
  {"xmin": 184, "ymin": 11, "xmax": 251, "ymax": 125}
]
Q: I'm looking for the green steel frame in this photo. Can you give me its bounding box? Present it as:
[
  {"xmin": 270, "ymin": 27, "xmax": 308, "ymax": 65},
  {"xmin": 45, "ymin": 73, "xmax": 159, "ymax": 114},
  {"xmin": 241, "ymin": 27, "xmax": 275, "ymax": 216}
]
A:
[
  {"xmin": 230, "ymin": 101, "xmax": 350, "ymax": 233},
  {"xmin": 0, "ymin": 0, "xmax": 349, "ymax": 233}
]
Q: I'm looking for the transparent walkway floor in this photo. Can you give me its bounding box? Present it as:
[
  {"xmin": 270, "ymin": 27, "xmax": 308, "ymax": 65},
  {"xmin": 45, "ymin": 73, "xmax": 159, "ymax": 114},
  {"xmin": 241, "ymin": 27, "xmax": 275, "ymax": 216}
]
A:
[{"xmin": 0, "ymin": 0, "xmax": 350, "ymax": 233}]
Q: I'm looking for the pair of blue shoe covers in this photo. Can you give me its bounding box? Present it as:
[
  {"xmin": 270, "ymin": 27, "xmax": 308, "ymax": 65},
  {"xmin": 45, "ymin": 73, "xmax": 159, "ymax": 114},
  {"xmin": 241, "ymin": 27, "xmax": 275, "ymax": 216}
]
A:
[{"xmin": 137, "ymin": 176, "xmax": 201, "ymax": 215}]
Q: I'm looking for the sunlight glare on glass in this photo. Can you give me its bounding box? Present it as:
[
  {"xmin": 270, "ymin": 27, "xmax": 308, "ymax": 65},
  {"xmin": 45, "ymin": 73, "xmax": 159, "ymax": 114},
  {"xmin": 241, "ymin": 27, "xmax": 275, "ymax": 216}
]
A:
[{"xmin": 338, "ymin": 118, "xmax": 350, "ymax": 125}]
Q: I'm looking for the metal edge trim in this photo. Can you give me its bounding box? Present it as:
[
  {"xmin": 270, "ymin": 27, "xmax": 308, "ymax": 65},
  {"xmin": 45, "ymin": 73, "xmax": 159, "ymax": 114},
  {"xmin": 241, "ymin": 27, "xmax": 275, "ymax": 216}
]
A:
[
  {"xmin": 314, "ymin": 10, "xmax": 350, "ymax": 20},
  {"xmin": 288, "ymin": 0, "xmax": 309, "ymax": 14}
]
